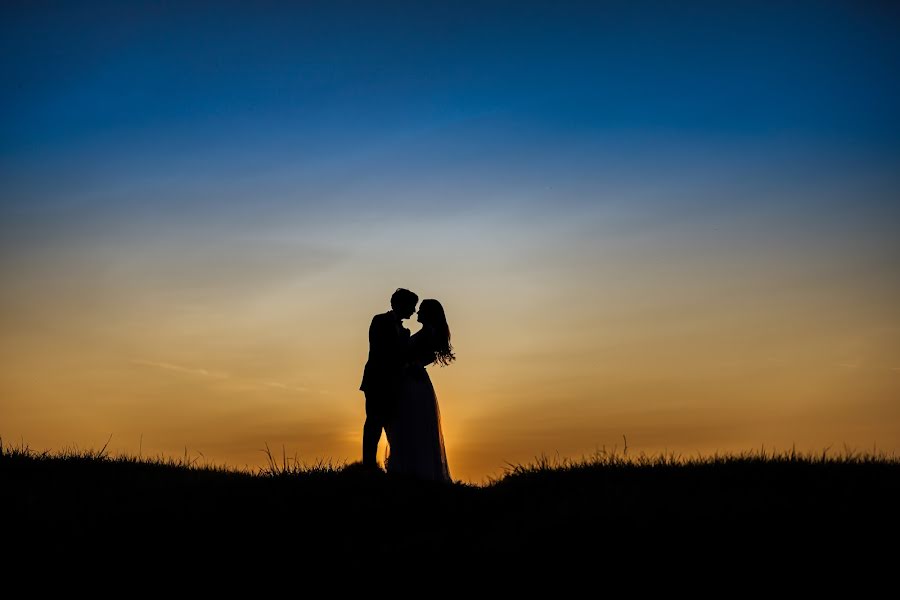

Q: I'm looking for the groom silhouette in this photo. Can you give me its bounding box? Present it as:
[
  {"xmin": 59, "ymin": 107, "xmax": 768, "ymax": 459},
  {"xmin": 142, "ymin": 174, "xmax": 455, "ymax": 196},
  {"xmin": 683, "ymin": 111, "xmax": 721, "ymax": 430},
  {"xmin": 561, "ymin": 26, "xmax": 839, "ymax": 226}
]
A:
[{"xmin": 360, "ymin": 288, "xmax": 418, "ymax": 469}]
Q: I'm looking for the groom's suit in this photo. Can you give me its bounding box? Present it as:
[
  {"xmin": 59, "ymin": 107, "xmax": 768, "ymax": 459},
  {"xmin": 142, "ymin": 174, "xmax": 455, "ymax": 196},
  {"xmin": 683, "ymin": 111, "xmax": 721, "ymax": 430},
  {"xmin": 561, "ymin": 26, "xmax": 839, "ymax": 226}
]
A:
[{"xmin": 360, "ymin": 310, "xmax": 409, "ymax": 467}]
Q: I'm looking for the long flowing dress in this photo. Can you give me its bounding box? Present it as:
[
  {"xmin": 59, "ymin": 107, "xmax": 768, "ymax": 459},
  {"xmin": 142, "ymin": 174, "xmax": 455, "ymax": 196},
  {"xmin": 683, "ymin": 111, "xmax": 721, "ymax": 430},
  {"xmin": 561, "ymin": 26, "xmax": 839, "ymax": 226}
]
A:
[{"xmin": 385, "ymin": 327, "xmax": 452, "ymax": 483}]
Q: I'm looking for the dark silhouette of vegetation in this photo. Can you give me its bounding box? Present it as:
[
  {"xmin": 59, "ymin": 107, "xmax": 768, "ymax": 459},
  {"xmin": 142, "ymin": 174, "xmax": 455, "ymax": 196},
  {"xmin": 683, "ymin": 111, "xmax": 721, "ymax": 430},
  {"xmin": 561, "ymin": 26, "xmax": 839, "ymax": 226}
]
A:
[{"xmin": 2, "ymin": 436, "xmax": 898, "ymax": 574}]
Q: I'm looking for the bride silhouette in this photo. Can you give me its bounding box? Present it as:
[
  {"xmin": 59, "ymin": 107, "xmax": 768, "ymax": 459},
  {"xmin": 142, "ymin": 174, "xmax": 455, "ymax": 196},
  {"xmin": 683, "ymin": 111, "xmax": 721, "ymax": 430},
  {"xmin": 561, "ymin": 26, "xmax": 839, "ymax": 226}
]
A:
[{"xmin": 385, "ymin": 299, "xmax": 454, "ymax": 483}]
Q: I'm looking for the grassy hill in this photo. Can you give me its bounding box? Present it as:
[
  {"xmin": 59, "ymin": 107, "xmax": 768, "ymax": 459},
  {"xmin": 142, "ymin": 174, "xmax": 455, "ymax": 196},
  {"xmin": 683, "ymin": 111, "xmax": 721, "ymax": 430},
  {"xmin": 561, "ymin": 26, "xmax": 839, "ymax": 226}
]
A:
[{"xmin": 3, "ymin": 438, "xmax": 898, "ymax": 575}]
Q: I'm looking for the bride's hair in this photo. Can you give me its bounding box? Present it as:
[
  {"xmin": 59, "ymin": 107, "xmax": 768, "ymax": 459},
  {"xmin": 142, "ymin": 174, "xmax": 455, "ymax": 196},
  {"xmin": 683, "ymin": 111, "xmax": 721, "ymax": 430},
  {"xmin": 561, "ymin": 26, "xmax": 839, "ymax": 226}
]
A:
[{"xmin": 419, "ymin": 299, "xmax": 455, "ymax": 366}]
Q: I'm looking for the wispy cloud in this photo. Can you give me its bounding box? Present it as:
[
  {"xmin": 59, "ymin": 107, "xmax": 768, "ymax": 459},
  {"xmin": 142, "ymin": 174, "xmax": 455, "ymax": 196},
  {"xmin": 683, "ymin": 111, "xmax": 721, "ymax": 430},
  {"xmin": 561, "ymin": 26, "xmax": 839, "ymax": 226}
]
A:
[
  {"xmin": 835, "ymin": 363, "xmax": 900, "ymax": 373},
  {"xmin": 263, "ymin": 381, "xmax": 309, "ymax": 393},
  {"xmin": 131, "ymin": 358, "xmax": 314, "ymax": 394},
  {"xmin": 130, "ymin": 359, "xmax": 230, "ymax": 379}
]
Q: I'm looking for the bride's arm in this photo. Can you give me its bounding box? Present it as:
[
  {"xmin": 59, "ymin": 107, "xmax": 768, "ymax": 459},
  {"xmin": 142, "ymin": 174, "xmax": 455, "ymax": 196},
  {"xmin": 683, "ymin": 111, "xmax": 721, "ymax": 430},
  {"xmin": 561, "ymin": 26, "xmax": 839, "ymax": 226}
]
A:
[
  {"xmin": 408, "ymin": 328, "xmax": 435, "ymax": 368},
  {"xmin": 400, "ymin": 332, "xmax": 413, "ymax": 369}
]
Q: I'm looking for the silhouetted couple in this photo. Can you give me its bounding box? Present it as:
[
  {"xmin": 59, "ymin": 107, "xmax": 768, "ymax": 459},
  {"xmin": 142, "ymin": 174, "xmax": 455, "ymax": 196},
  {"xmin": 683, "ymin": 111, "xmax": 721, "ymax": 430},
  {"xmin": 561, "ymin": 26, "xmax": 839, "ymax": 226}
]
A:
[{"xmin": 360, "ymin": 288, "xmax": 454, "ymax": 483}]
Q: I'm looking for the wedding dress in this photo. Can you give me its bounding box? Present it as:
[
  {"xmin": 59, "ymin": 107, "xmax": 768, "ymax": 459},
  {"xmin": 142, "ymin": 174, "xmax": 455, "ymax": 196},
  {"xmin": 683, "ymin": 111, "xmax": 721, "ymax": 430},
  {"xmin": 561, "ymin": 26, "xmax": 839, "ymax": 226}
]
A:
[{"xmin": 385, "ymin": 327, "xmax": 452, "ymax": 483}]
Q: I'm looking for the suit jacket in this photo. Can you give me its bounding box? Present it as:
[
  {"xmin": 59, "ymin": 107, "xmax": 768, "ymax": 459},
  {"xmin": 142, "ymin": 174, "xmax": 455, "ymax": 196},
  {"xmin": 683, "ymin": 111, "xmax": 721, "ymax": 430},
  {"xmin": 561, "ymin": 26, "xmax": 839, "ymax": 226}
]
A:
[{"xmin": 360, "ymin": 311, "xmax": 410, "ymax": 393}]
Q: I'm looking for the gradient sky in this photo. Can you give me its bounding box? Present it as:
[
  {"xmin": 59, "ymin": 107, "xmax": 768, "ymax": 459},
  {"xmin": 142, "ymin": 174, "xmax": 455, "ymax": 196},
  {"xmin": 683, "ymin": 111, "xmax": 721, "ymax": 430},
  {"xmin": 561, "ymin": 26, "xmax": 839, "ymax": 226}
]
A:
[{"xmin": 2, "ymin": 1, "xmax": 899, "ymax": 482}]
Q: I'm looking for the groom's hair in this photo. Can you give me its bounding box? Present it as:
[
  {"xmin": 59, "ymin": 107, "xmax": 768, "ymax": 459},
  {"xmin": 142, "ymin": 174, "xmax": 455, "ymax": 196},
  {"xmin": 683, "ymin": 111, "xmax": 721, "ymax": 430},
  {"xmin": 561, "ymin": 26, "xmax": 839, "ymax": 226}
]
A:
[{"xmin": 390, "ymin": 288, "xmax": 418, "ymax": 311}]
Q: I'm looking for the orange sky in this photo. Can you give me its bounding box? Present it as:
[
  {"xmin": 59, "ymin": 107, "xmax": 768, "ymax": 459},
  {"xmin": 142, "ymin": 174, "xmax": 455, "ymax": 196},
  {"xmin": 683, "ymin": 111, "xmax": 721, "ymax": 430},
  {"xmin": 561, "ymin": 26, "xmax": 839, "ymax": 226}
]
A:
[{"xmin": 2, "ymin": 180, "xmax": 898, "ymax": 483}]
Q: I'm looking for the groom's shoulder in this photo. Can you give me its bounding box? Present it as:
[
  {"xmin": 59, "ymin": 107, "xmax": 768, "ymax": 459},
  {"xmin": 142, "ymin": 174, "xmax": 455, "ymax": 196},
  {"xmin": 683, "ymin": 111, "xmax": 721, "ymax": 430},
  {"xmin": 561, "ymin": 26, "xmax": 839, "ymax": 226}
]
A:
[{"xmin": 371, "ymin": 311, "xmax": 392, "ymax": 326}]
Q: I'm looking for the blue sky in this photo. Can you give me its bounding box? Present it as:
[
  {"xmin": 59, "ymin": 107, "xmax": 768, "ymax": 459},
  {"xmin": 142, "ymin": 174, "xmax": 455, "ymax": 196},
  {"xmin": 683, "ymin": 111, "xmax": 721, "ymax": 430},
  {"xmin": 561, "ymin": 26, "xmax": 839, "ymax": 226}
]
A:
[{"xmin": 4, "ymin": 2, "xmax": 899, "ymax": 163}]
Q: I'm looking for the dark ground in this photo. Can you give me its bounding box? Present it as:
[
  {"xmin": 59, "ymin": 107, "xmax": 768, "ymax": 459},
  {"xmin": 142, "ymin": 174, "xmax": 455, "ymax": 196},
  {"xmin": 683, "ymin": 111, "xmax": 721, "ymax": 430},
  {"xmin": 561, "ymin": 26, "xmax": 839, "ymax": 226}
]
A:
[{"xmin": 3, "ymin": 442, "xmax": 897, "ymax": 581}]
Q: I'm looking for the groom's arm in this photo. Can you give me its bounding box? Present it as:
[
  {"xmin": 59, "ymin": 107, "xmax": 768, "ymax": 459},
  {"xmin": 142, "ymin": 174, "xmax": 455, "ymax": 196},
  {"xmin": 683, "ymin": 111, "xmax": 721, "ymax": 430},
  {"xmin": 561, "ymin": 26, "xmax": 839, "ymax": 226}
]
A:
[{"xmin": 369, "ymin": 315, "xmax": 395, "ymax": 362}]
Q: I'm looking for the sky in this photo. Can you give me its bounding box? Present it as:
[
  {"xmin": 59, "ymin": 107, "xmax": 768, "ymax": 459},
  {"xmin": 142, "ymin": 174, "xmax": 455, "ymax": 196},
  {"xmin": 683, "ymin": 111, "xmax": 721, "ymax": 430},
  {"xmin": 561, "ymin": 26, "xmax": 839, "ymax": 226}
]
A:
[{"xmin": 2, "ymin": 1, "xmax": 899, "ymax": 483}]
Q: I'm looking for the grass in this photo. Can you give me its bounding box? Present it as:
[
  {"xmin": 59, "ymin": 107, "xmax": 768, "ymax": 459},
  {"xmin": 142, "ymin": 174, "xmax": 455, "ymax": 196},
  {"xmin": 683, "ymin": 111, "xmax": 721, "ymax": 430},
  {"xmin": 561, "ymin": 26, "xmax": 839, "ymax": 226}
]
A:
[
  {"xmin": 2, "ymin": 435, "xmax": 898, "ymax": 571},
  {"xmin": 495, "ymin": 441, "xmax": 899, "ymax": 477}
]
